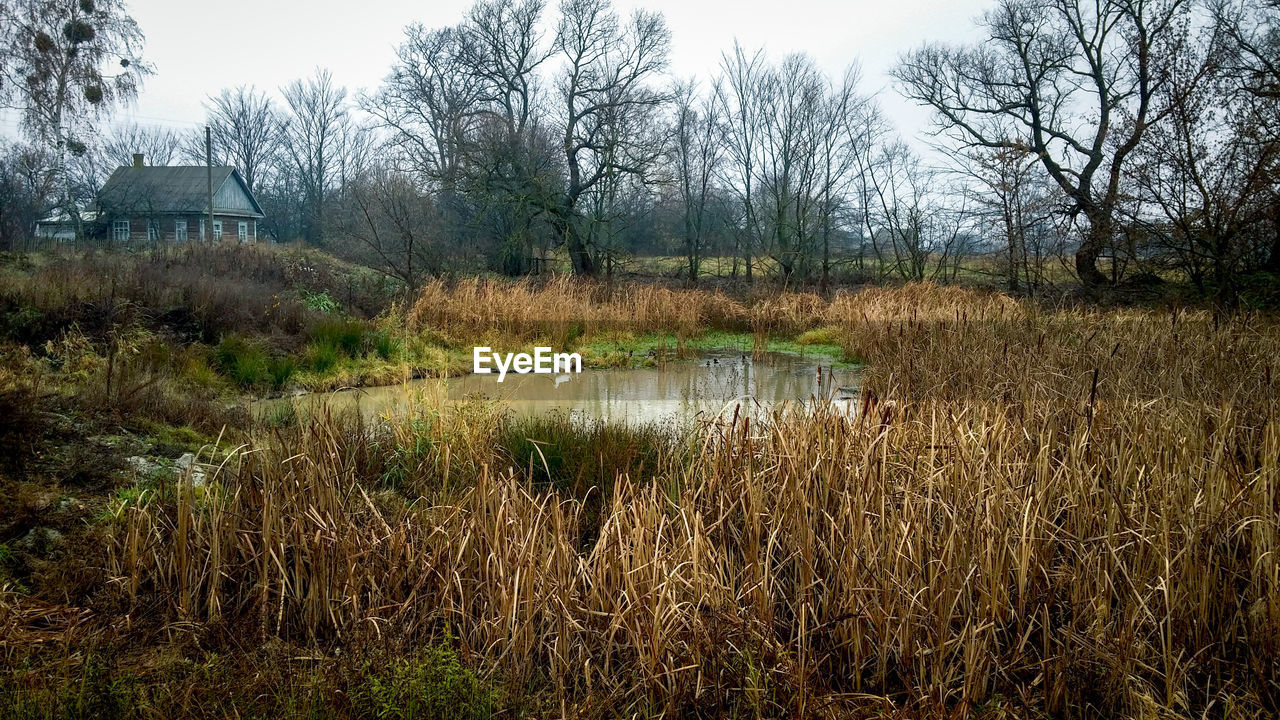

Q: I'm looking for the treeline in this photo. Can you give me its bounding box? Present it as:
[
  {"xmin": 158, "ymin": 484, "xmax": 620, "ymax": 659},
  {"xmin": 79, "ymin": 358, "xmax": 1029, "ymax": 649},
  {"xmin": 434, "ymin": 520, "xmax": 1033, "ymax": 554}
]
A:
[{"xmin": 2, "ymin": 0, "xmax": 1278, "ymax": 296}]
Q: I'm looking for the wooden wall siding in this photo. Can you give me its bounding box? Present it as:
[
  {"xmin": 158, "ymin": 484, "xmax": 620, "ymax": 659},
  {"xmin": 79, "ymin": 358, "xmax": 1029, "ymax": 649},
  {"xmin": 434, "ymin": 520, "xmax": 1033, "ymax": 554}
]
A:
[
  {"xmin": 115, "ymin": 214, "xmax": 260, "ymax": 243},
  {"xmin": 214, "ymin": 178, "xmax": 258, "ymax": 213}
]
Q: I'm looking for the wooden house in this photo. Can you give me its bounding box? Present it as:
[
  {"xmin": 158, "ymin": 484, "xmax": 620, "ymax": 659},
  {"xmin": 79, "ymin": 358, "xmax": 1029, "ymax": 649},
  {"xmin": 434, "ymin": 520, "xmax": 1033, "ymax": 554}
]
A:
[{"xmin": 95, "ymin": 155, "xmax": 265, "ymax": 244}]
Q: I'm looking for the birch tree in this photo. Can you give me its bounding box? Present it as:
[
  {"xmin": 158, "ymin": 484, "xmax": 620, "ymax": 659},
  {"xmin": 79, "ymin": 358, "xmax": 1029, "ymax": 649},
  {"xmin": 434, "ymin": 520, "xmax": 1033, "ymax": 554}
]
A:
[{"xmin": 0, "ymin": 0, "xmax": 151, "ymax": 240}]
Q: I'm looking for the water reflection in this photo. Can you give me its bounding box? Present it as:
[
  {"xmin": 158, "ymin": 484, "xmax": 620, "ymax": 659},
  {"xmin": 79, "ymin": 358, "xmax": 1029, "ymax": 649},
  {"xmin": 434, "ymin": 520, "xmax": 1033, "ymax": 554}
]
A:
[{"xmin": 260, "ymin": 352, "xmax": 859, "ymax": 426}]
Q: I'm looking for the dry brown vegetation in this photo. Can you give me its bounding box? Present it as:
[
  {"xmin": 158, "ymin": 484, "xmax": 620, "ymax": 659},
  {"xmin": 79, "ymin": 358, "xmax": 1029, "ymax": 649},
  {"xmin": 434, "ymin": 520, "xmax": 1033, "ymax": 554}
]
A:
[
  {"xmin": 0, "ymin": 244, "xmax": 394, "ymax": 348},
  {"xmin": 408, "ymin": 275, "xmax": 836, "ymax": 344},
  {"xmin": 89, "ymin": 283, "xmax": 1280, "ymax": 718}
]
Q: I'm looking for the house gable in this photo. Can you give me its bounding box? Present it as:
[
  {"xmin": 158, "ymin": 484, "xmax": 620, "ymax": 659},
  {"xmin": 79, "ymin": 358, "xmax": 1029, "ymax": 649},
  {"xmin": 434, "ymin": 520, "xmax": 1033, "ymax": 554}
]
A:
[{"xmin": 213, "ymin": 169, "xmax": 265, "ymax": 217}]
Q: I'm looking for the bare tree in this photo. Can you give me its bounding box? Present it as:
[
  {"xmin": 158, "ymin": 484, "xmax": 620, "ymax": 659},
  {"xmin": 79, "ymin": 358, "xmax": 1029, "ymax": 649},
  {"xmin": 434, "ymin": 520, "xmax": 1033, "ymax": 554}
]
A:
[
  {"xmin": 867, "ymin": 140, "xmax": 931, "ymax": 280},
  {"xmin": 281, "ymin": 68, "xmax": 349, "ymax": 246},
  {"xmin": 552, "ymin": 0, "xmax": 671, "ymax": 276},
  {"xmin": 1213, "ymin": 0, "xmax": 1280, "ymax": 100},
  {"xmin": 0, "ymin": 140, "xmax": 57, "ymax": 250},
  {"xmin": 0, "ymin": 0, "xmax": 151, "ymax": 241},
  {"xmin": 1212, "ymin": 0, "xmax": 1280, "ymax": 270},
  {"xmin": 715, "ymin": 49, "xmax": 870, "ymax": 285},
  {"xmin": 670, "ymin": 78, "xmax": 722, "ymax": 284},
  {"xmin": 895, "ymin": 0, "xmax": 1191, "ymax": 287},
  {"xmin": 861, "ymin": 139, "xmax": 972, "ymax": 282},
  {"xmin": 204, "ymin": 86, "xmax": 282, "ymax": 194},
  {"xmin": 364, "ymin": 24, "xmax": 486, "ymax": 190},
  {"xmin": 101, "ymin": 123, "xmax": 180, "ymax": 166},
  {"xmin": 70, "ymin": 122, "xmax": 181, "ymax": 194},
  {"xmin": 715, "ymin": 43, "xmax": 767, "ymax": 281},
  {"xmin": 845, "ymin": 101, "xmax": 896, "ymax": 279},
  {"xmin": 580, "ymin": 86, "xmax": 665, "ymax": 279},
  {"xmin": 953, "ymin": 144, "xmax": 1057, "ymax": 293},
  {"xmin": 464, "ymin": 0, "xmax": 552, "ymax": 137},
  {"xmin": 1130, "ymin": 7, "xmax": 1279, "ymax": 297},
  {"xmin": 458, "ymin": 0, "xmax": 561, "ymax": 275},
  {"xmin": 338, "ymin": 166, "xmax": 448, "ymax": 292},
  {"xmin": 812, "ymin": 68, "xmax": 867, "ymax": 291},
  {"xmin": 755, "ymin": 54, "xmax": 825, "ymax": 280}
]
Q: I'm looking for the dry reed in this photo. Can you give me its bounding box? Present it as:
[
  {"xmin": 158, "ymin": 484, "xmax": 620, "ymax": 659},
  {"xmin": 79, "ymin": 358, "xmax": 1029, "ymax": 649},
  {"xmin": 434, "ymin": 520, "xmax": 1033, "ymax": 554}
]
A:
[{"xmin": 112, "ymin": 283, "xmax": 1280, "ymax": 718}]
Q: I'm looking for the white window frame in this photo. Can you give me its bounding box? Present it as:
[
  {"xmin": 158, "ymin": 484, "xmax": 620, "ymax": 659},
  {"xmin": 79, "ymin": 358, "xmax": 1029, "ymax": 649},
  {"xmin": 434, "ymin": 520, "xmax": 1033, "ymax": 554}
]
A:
[
  {"xmin": 147, "ymin": 219, "xmax": 161, "ymax": 243},
  {"xmin": 175, "ymin": 220, "xmax": 188, "ymax": 242},
  {"xmin": 113, "ymin": 219, "xmax": 130, "ymax": 243},
  {"xmin": 199, "ymin": 219, "xmax": 205, "ymax": 241},
  {"xmin": 212, "ymin": 220, "xmax": 223, "ymax": 241},
  {"xmin": 238, "ymin": 221, "xmax": 248, "ymax": 243}
]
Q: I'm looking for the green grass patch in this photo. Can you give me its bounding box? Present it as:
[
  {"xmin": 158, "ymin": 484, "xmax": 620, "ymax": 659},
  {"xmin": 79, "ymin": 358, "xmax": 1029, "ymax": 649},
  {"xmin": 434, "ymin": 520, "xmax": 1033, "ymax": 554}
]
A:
[
  {"xmin": 305, "ymin": 342, "xmax": 339, "ymax": 374},
  {"xmin": 213, "ymin": 335, "xmax": 269, "ymax": 387},
  {"xmin": 369, "ymin": 330, "xmax": 401, "ymax": 361},
  {"xmin": 579, "ymin": 330, "xmax": 855, "ymax": 367},
  {"xmin": 140, "ymin": 422, "xmax": 213, "ymax": 452},
  {"xmin": 310, "ymin": 319, "xmax": 366, "ymax": 357},
  {"xmin": 266, "ymin": 356, "xmax": 297, "ymax": 389},
  {"xmin": 351, "ymin": 643, "xmax": 495, "ymax": 720}
]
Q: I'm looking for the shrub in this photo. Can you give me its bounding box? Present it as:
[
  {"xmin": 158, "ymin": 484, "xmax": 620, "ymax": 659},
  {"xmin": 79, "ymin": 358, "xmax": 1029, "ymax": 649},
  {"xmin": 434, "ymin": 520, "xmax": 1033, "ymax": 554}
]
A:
[
  {"xmin": 266, "ymin": 356, "xmax": 297, "ymax": 389},
  {"xmin": 0, "ymin": 347, "xmax": 45, "ymax": 473},
  {"xmin": 351, "ymin": 644, "xmax": 493, "ymax": 720},
  {"xmin": 305, "ymin": 343, "xmax": 339, "ymax": 374},
  {"xmin": 500, "ymin": 413, "xmax": 674, "ymax": 497},
  {"xmin": 795, "ymin": 326, "xmax": 840, "ymax": 347},
  {"xmin": 300, "ymin": 290, "xmax": 340, "ymax": 314},
  {"xmin": 370, "ymin": 331, "xmax": 400, "ymax": 361},
  {"xmin": 500, "ymin": 413, "xmax": 680, "ymax": 548},
  {"xmin": 213, "ymin": 335, "xmax": 268, "ymax": 387},
  {"xmin": 310, "ymin": 319, "xmax": 366, "ymax": 358}
]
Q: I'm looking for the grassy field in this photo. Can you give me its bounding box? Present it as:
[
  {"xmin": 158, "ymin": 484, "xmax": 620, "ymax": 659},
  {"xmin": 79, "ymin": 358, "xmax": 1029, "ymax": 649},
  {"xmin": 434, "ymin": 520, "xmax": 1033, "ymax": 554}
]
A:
[{"xmin": 1, "ymin": 246, "xmax": 1278, "ymax": 718}]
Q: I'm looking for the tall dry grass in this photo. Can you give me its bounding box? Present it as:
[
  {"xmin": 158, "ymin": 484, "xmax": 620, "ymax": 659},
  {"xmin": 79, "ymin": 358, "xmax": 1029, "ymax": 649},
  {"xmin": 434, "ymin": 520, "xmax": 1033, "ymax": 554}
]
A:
[
  {"xmin": 112, "ymin": 283, "xmax": 1280, "ymax": 718},
  {"xmin": 406, "ymin": 277, "xmax": 1021, "ymax": 348},
  {"xmin": 407, "ymin": 276, "xmax": 839, "ymax": 344}
]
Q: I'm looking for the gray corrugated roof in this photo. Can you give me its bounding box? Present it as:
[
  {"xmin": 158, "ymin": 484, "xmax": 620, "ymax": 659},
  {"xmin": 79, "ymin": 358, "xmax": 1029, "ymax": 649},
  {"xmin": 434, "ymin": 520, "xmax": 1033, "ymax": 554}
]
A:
[{"xmin": 98, "ymin": 166, "xmax": 264, "ymax": 217}]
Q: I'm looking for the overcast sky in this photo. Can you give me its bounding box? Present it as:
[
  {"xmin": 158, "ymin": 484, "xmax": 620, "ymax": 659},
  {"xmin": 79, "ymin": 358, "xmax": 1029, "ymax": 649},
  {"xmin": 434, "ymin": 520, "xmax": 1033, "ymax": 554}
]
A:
[{"xmin": 3, "ymin": 0, "xmax": 991, "ymax": 145}]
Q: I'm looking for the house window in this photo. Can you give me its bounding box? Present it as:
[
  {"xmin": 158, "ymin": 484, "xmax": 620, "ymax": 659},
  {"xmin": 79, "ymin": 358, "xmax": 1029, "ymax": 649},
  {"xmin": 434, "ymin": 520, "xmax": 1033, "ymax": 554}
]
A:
[
  {"xmin": 213, "ymin": 220, "xmax": 223, "ymax": 241},
  {"xmin": 147, "ymin": 220, "xmax": 161, "ymax": 242},
  {"xmin": 238, "ymin": 221, "xmax": 248, "ymax": 243},
  {"xmin": 113, "ymin": 219, "xmax": 130, "ymax": 243},
  {"xmin": 175, "ymin": 220, "xmax": 188, "ymax": 242},
  {"xmin": 199, "ymin": 219, "xmax": 205, "ymax": 241}
]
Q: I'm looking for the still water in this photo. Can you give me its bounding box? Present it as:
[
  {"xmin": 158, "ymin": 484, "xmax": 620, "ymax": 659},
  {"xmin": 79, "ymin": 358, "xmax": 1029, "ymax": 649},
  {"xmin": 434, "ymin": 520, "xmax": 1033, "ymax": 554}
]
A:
[{"xmin": 259, "ymin": 352, "xmax": 859, "ymax": 426}]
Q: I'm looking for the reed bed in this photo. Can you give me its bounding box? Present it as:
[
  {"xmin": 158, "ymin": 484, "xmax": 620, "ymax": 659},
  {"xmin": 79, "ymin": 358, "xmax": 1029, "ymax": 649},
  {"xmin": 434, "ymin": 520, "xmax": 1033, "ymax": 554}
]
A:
[
  {"xmin": 111, "ymin": 283, "xmax": 1280, "ymax": 718},
  {"xmin": 407, "ymin": 276, "xmax": 840, "ymax": 343}
]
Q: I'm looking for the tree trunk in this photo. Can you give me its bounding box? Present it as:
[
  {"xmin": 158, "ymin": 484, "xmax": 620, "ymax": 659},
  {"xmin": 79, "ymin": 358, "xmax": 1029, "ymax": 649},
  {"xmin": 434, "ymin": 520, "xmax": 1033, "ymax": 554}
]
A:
[
  {"xmin": 821, "ymin": 228, "xmax": 830, "ymax": 294},
  {"xmin": 685, "ymin": 213, "xmax": 698, "ymax": 284},
  {"xmin": 53, "ymin": 113, "xmax": 83, "ymax": 246},
  {"xmin": 563, "ymin": 221, "xmax": 596, "ymax": 276},
  {"xmin": 1076, "ymin": 214, "xmax": 1110, "ymax": 287}
]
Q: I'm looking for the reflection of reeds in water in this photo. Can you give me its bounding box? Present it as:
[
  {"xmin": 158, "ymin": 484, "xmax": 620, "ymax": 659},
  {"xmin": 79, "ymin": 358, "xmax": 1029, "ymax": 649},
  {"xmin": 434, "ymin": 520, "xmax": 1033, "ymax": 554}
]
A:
[{"xmin": 112, "ymin": 284, "xmax": 1280, "ymax": 716}]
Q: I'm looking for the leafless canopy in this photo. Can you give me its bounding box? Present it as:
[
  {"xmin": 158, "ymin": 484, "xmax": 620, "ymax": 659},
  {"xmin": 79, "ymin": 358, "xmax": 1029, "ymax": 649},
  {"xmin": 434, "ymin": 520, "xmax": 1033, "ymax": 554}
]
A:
[{"xmin": 895, "ymin": 0, "xmax": 1191, "ymax": 286}]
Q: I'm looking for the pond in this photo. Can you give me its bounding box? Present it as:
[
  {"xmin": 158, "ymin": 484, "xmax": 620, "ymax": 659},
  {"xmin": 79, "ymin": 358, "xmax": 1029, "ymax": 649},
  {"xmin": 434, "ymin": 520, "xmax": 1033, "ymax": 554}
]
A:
[{"xmin": 257, "ymin": 351, "xmax": 860, "ymax": 426}]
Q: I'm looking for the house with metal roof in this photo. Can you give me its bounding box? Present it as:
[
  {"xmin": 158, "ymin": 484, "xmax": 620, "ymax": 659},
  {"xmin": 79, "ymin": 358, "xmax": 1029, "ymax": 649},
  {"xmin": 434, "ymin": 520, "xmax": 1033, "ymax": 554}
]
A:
[{"xmin": 95, "ymin": 154, "xmax": 266, "ymax": 244}]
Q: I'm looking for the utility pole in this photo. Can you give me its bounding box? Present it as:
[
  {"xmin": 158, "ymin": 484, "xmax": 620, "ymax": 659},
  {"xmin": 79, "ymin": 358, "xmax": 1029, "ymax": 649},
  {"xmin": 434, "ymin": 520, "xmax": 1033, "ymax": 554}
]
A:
[{"xmin": 205, "ymin": 126, "xmax": 215, "ymax": 242}]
